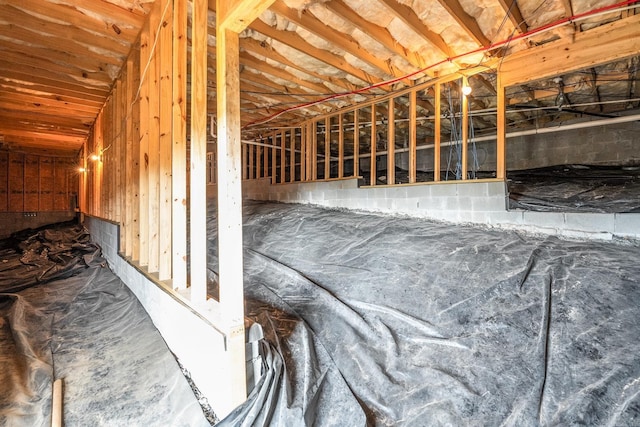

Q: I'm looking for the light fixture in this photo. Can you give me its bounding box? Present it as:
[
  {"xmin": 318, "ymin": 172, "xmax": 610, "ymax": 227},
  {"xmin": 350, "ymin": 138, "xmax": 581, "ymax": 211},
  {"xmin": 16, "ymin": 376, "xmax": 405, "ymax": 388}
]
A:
[
  {"xmin": 462, "ymin": 85, "xmax": 472, "ymax": 96},
  {"xmin": 78, "ymin": 167, "xmax": 86, "ymax": 173},
  {"xmin": 89, "ymin": 154, "xmax": 100, "ymax": 161}
]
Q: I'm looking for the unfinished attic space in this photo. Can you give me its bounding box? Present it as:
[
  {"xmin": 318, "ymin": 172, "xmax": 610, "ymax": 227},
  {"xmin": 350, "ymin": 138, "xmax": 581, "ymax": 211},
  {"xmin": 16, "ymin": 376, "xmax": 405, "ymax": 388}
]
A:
[{"xmin": 2, "ymin": 0, "xmax": 640, "ymax": 425}]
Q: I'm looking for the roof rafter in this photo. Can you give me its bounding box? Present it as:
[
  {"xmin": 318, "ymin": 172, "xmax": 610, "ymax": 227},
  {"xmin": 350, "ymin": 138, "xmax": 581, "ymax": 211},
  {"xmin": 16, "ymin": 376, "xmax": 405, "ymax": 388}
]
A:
[
  {"xmin": 434, "ymin": 0, "xmax": 491, "ymax": 46},
  {"xmin": 250, "ymin": 19, "xmax": 385, "ymax": 88},
  {"xmin": 324, "ymin": 0, "xmax": 430, "ymax": 69},
  {"xmin": 269, "ymin": 0, "xmax": 412, "ymax": 85},
  {"xmin": 496, "ymin": 0, "xmax": 527, "ymax": 34},
  {"xmin": 376, "ymin": 0, "xmax": 454, "ymax": 58}
]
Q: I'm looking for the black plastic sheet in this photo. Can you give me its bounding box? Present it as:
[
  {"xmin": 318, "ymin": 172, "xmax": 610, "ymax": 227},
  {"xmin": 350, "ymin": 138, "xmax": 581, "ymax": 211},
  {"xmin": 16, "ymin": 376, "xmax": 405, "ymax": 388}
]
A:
[
  {"xmin": 212, "ymin": 201, "xmax": 640, "ymax": 426},
  {"xmin": 508, "ymin": 164, "xmax": 640, "ymax": 213},
  {"xmin": 0, "ymin": 223, "xmax": 210, "ymax": 426}
]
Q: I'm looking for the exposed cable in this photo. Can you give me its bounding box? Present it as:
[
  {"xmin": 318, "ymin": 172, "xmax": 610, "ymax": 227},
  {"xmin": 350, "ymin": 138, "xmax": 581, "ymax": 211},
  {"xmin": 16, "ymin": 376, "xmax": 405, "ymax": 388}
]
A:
[{"xmin": 242, "ymin": 0, "xmax": 639, "ymax": 130}]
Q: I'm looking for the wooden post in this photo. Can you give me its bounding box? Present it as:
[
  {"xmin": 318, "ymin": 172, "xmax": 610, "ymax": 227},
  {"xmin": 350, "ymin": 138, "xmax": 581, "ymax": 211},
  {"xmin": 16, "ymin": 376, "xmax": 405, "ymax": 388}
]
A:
[
  {"xmin": 172, "ymin": 0, "xmax": 188, "ymax": 289},
  {"xmin": 370, "ymin": 104, "xmax": 376, "ymax": 186},
  {"xmin": 158, "ymin": 0, "xmax": 173, "ymax": 281},
  {"xmin": 387, "ymin": 98, "xmax": 395, "ymax": 186},
  {"xmin": 147, "ymin": 2, "xmax": 161, "ymax": 274},
  {"xmin": 216, "ymin": 9, "xmax": 247, "ymax": 408},
  {"xmin": 51, "ymin": 378, "xmax": 63, "ymax": 427},
  {"xmin": 300, "ymin": 125, "xmax": 306, "ymax": 181},
  {"xmin": 248, "ymin": 143, "xmax": 255, "ymax": 180},
  {"xmin": 338, "ymin": 114, "xmax": 344, "ymax": 178},
  {"xmin": 434, "ymin": 83, "xmax": 441, "ymax": 182},
  {"xmin": 353, "ymin": 110, "xmax": 359, "ymax": 178},
  {"xmin": 461, "ymin": 76, "xmax": 469, "ymax": 180},
  {"xmin": 271, "ymin": 135, "xmax": 276, "ymax": 184},
  {"xmin": 131, "ymin": 47, "xmax": 141, "ymax": 262},
  {"xmin": 263, "ymin": 139, "xmax": 269, "ymax": 178},
  {"xmin": 125, "ymin": 57, "xmax": 134, "ymax": 258},
  {"xmin": 409, "ymin": 91, "xmax": 417, "ymax": 184},
  {"xmin": 138, "ymin": 16, "xmax": 150, "ymax": 267},
  {"xmin": 241, "ymin": 144, "xmax": 249, "ymax": 179},
  {"xmin": 279, "ymin": 131, "xmax": 285, "ymax": 183},
  {"xmin": 190, "ymin": 0, "xmax": 208, "ymax": 303},
  {"xmin": 497, "ymin": 73, "xmax": 506, "ymax": 180},
  {"xmin": 289, "ymin": 129, "xmax": 295, "ymax": 183},
  {"xmin": 311, "ymin": 122, "xmax": 317, "ymax": 180},
  {"xmin": 256, "ymin": 145, "xmax": 261, "ymax": 179},
  {"xmin": 324, "ymin": 117, "xmax": 330, "ymax": 179}
]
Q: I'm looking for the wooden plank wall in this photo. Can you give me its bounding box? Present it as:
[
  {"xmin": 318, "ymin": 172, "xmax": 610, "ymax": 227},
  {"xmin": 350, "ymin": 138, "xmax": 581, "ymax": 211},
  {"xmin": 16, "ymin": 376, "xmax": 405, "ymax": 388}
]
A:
[
  {"xmin": 84, "ymin": 0, "xmax": 188, "ymax": 287},
  {"xmin": 0, "ymin": 152, "xmax": 76, "ymax": 212}
]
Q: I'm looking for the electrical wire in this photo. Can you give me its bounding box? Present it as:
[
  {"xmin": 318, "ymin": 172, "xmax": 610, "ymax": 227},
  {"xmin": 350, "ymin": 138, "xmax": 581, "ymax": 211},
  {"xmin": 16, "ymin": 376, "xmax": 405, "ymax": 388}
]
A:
[{"xmin": 242, "ymin": 0, "xmax": 640, "ymax": 130}]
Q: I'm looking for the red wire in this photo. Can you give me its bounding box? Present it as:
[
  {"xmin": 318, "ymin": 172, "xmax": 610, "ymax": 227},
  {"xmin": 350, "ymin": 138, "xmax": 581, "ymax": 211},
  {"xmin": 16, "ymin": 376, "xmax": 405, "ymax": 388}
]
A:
[{"xmin": 242, "ymin": 0, "xmax": 638, "ymax": 130}]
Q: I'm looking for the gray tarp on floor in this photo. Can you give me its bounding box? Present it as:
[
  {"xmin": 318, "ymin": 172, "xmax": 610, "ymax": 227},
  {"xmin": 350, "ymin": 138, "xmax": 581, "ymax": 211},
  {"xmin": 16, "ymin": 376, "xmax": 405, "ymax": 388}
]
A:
[
  {"xmin": 0, "ymin": 223, "xmax": 210, "ymax": 427},
  {"xmin": 212, "ymin": 201, "xmax": 640, "ymax": 426}
]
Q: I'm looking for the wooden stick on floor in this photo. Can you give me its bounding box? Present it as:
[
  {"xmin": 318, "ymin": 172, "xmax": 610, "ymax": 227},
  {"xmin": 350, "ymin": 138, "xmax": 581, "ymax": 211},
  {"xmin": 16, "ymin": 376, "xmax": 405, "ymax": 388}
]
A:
[{"xmin": 52, "ymin": 378, "xmax": 63, "ymax": 427}]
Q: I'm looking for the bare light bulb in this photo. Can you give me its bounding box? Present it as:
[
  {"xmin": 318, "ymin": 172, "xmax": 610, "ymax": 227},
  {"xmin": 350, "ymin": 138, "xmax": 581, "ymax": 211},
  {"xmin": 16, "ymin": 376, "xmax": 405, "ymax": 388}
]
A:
[{"xmin": 462, "ymin": 85, "xmax": 472, "ymax": 96}]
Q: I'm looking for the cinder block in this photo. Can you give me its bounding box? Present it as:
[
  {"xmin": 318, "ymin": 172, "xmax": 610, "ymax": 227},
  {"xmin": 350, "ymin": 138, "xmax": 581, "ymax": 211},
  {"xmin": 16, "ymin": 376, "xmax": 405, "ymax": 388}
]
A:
[
  {"xmin": 614, "ymin": 213, "xmax": 640, "ymax": 238},
  {"xmin": 487, "ymin": 182, "xmax": 507, "ymax": 197},
  {"xmin": 471, "ymin": 196, "xmax": 505, "ymax": 212},
  {"xmin": 429, "ymin": 182, "xmax": 457, "ymax": 197},
  {"xmin": 564, "ymin": 213, "xmax": 615, "ymax": 233},
  {"xmin": 385, "ymin": 186, "xmax": 407, "ymax": 199},
  {"xmin": 523, "ymin": 211, "xmax": 565, "ymax": 229},
  {"xmin": 487, "ymin": 211, "xmax": 524, "ymax": 225},
  {"xmin": 457, "ymin": 182, "xmax": 487, "ymax": 197},
  {"xmin": 405, "ymin": 184, "xmax": 430, "ymax": 198}
]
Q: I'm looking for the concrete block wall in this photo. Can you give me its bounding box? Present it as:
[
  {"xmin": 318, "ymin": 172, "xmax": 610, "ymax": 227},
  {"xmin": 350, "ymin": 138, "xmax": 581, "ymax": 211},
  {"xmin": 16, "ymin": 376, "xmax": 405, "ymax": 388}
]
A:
[
  {"xmin": 83, "ymin": 216, "xmax": 236, "ymax": 418},
  {"xmin": 242, "ymin": 178, "xmax": 640, "ymax": 241}
]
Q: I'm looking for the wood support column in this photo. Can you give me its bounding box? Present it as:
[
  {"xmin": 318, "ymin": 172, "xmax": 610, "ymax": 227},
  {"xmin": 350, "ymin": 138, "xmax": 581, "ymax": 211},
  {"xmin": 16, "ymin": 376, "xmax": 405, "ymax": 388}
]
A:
[
  {"xmin": 189, "ymin": 0, "xmax": 208, "ymax": 303},
  {"xmin": 434, "ymin": 83, "xmax": 441, "ymax": 182},
  {"xmin": 461, "ymin": 76, "xmax": 469, "ymax": 180},
  {"xmin": 409, "ymin": 91, "xmax": 417, "ymax": 184},
  {"xmin": 496, "ymin": 73, "xmax": 506, "ymax": 180},
  {"xmin": 387, "ymin": 98, "xmax": 395, "ymax": 186},
  {"xmin": 172, "ymin": 0, "xmax": 188, "ymax": 289}
]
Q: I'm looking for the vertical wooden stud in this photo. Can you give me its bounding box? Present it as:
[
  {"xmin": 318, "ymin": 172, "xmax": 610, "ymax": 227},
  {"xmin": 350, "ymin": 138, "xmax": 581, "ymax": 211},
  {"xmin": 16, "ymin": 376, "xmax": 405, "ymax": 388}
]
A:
[
  {"xmin": 409, "ymin": 91, "xmax": 417, "ymax": 184},
  {"xmin": 497, "ymin": 73, "xmax": 506, "ymax": 180},
  {"xmin": 338, "ymin": 114, "xmax": 344, "ymax": 178},
  {"xmin": 434, "ymin": 83, "xmax": 441, "ymax": 182},
  {"xmin": 158, "ymin": 0, "xmax": 173, "ymax": 281},
  {"xmin": 370, "ymin": 103, "xmax": 376, "ymax": 186},
  {"xmin": 138, "ymin": 16, "xmax": 151, "ymax": 266},
  {"xmin": 387, "ymin": 97, "xmax": 395, "ymax": 186},
  {"xmin": 147, "ymin": 3, "xmax": 161, "ymax": 274},
  {"xmin": 353, "ymin": 109, "xmax": 359, "ymax": 178},
  {"xmin": 461, "ymin": 75, "xmax": 469, "ymax": 180},
  {"xmin": 190, "ymin": 0, "xmax": 208, "ymax": 302}
]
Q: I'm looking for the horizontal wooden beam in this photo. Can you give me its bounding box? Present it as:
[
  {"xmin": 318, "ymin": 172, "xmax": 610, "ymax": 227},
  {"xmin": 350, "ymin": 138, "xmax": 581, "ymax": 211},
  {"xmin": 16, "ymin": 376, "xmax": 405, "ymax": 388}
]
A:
[
  {"xmin": 217, "ymin": 0, "xmax": 276, "ymax": 32},
  {"xmin": 500, "ymin": 14, "xmax": 640, "ymax": 87}
]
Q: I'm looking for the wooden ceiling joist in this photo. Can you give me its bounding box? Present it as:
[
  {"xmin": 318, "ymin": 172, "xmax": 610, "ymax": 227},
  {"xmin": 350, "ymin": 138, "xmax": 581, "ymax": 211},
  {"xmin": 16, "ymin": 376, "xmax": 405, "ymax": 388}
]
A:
[
  {"xmin": 249, "ymin": 19, "xmax": 384, "ymax": 87},
  {"xmin": 376, "ymin": 0, "xmax": 454, "ymax": 58},
  {"xmin": 240, "ymin": 37, "xmax": 356, "ymax": 91},
  {"xmin": 435, "ymin": 0, "xmax": 491, "ymax": 47},
  {"xmin": 324, "ymin": 0, "xmax": 428, "ymax": 70},
  {"xmin": 269, "ymin": 0, "xmax": 412, "ymax": 85},
  {"xmin": 0, "ymin": 5, "xmax": 131, "ymax": 56},
  {"xmin": 496, "ymin": 0, "xmax": 528, "ymax": 34},
  {"xmin": 240, "ymin": 54, "xmax": 333, "ymax": 95},
  {"xmin": 0, "ymin": 24, "xmax": 124, "ymax": 66}
]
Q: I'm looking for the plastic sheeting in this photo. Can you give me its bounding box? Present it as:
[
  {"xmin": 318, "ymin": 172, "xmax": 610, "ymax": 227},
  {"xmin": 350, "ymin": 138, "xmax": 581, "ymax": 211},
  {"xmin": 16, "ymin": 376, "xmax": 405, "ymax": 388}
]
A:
[
  {"xmin": 508, "ymin": 165, "xmax": 640, "ymax": 213},
  {"xmin": 0, "ymin": 223, "xmax": 210, "ymax": 427},
  {"xmin": 212, "ymin": 201, "xmax": 640, "ymax": 426}
]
